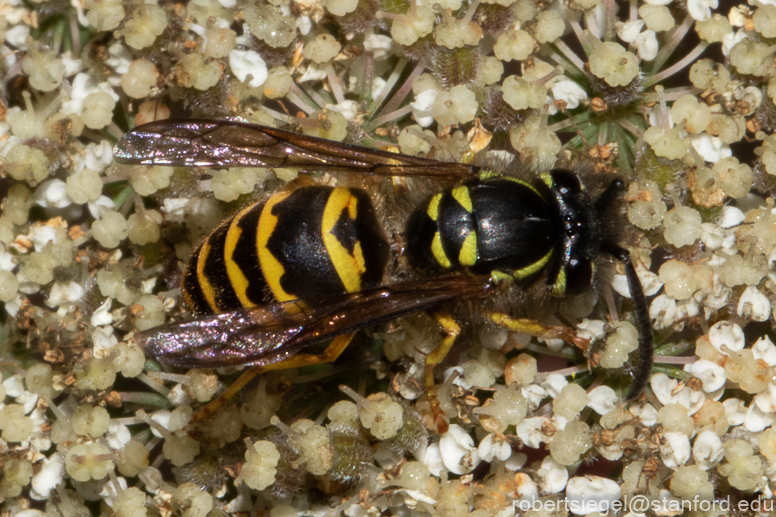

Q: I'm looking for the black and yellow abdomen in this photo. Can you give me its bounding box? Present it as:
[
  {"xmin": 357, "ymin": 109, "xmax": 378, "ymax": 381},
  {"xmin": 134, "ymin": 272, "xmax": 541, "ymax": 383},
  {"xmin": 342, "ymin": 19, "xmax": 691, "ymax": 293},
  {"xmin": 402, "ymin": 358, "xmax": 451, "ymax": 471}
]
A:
[
  {"xmin": 182, "ymin": 186, "xmax": 390, "ymax": 315},
  {"xmin": 405, "ymin": 178, "xmax": 557, "ymax": 278}
]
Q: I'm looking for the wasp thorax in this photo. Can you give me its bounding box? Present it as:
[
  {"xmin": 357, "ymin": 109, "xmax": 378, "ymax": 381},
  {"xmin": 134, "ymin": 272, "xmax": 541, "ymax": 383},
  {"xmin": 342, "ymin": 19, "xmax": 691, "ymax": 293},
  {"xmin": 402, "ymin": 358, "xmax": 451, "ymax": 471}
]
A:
[{"xmin": 404, "ymin": 168, "xmax": 614, "ymax": 299}]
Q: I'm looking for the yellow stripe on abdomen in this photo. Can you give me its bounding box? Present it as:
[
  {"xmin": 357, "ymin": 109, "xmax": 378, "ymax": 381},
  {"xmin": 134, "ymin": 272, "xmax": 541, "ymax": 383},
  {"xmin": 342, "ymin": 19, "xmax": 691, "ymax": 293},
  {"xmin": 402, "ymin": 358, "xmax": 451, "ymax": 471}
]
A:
[
  {"xmin": 322, "ymin": 188, "xmax": 366, "ymax": 293},
  {"xmin": 257, "ymin": 191, "xmax": 295, "ymax": 302},
  {"xmin": 196, "ymin": 235, "xmax": 221, "ymax": 313},
  {"xmin": 224, "ymin": 204, "xmax": 256, "ymax": 308}
]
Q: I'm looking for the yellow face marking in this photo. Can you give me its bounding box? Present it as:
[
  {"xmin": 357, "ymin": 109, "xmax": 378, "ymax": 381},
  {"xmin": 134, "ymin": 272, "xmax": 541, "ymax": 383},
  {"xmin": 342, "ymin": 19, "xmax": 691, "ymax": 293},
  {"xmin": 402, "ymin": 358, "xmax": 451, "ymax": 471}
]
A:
[
  {"xmin": 196, "ymin": 236, "xmax": 221, "ymax": 312},
  {"xmin": 431, "ymin": 232, "xmax": 452, "ymax": 269},
  {"xmin": 540, "ymin": 171, "xmax": 553, "ymax": 188},
  {"xmin": 458, "ymin": 231, "xmax": 478, "ymax": 266},
  {"xmin": 224, "ymin": 204, "xmax": 259, "ymax": 308},
  {"xmin": 257, "ymin": 191, "xmax": 295, "ymax": 302},
  {"xmin": 552, "ymin": 267, "xmax": 566, "ymax": 297},
  {"xmin": 426, "ymin": 193, "xmax": 443, "ymax": 221},
  {"xmin": 322, "ymin": 188, "xmax": 365, "ymax": 293},
  {"xmin": 451, "ymin": 186, "xmax": 473, "ymax": 212},
  {"xmin": 513, "ymin": 249, "xmax": 553, "ymax": 280}
]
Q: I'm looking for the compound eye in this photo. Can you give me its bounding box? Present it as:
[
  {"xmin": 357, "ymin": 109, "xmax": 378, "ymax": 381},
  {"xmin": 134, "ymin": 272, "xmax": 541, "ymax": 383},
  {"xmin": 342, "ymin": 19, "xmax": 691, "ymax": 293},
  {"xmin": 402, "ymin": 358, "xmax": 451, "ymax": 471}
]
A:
[
  {"xmin": 564, "ymin": 257, "xmax": 593, "ymax": 296},
  {"xmin": 550, "ymin": 169, "xmax": 581, "ymax": 195}
]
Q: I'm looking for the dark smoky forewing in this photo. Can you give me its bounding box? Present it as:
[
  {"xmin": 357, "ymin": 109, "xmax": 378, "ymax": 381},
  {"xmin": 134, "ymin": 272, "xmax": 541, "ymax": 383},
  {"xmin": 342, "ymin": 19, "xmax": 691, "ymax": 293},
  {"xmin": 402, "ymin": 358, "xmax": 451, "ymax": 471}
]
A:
[
  {"xmin": 114, "ymin": 119, "xmax": 480, "ymax": 178},
  {"xmin": 279, "ymin": 276, "xmax": 493, "ymax": 350},
  {"xmin": 135, "ymin": 276, "xmax": 491, "ymax": 369},
  {"xmin": 134, "ymin": 300, "xmax": 314, "ymax": 369},
  {"xmin": 114, "ymin": 120, "xmax": 286, "ymax": 167}
]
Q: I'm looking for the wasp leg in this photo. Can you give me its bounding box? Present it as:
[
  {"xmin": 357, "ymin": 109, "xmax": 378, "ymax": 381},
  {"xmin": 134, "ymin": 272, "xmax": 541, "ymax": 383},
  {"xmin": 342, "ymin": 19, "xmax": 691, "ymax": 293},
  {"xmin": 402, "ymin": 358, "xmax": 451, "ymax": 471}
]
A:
[
  {"xmin": 424, "ymin": 311, "xmax": 461, "ymax": 387},
  {"xmin": 191, "ymin": 332, "xmax": 357, "ymax": 424},
  {"xmin": 261, "ymin": 331, "xmax": 357, "ymax": 370},
  {"xmin": 487, "ymin": 312, "xmax": 590, "ymax": 351}
]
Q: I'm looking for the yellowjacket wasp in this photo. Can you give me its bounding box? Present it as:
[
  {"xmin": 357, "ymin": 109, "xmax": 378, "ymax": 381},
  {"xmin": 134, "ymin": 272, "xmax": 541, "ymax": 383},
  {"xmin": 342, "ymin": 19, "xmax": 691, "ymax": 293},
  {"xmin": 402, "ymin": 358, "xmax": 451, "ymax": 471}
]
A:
[{"xmin": 114, "ymin": 119, "xmax": 653, "ymax": 407}]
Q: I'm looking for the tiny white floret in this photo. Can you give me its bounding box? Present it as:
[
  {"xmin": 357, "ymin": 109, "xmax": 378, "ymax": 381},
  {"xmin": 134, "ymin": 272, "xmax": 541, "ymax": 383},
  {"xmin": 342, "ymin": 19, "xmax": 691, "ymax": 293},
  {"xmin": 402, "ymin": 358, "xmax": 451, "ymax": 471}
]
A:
[
  {"xmin": 723, "ymin": 398, "xmax": 747, "ymax": 426},
  {"xmin": 34, "ymin": 180, "xmax": 71, "ymax": 209},
  {"xmin": 587, "ymin": 386, "xmax": 618, "ymax": 415},
  {"xmin": 478, "ymin": 433, "xmax": 512, "ymax": 462},
  {"xmin": 420, "ymin": 441, "xmax": 443, "ymax": 476},
  {"xmin": 692, "ymin": 429, "xmax": 724, "ymax": 469},
  {"xmin": 514, "ymin": 472, "xmax": 539, "ymax": 503},
  {"xmin": 3, "ymin": 374, "xmax": 25, "ymax": 397},
  {"xmin": 634, "ymin": 30, "xmax": 658, "ymax": 60},
  {"xmin": 744, "ymin": 402, "xmax": 776, "ymax": 432},
  {"xmin": 505, "ymin": 451, "xmax": 527, "ymax": 471},
  {"xmin": 92, "ymin": 325, "xmax": 119, "ymax": 358},
  {"xmin": 691, "ymin": 134, "xmax": 731, "ymax": 163},
  {"xmin": 719, "ymin": 206, "xmax": 745, "ymax": 228},
  {"xmin": 106, "ymin": 422, "xmax": 132, "ymax": 450},
  {"xmin": 660, "ymin": 432, "xmax": 691, "ymax": 468},
  {"xmin": 229, "ymin": 49, "xmax": 268, "ymax": 87},
  {"xmin": 650, "ymin": 373, "xmax": 705, "ymax": 414},
  {"xmin": 411, "ymin": 89, "xmax": 438, "ymax": 128},
  {"xmin": 438, "ymin": 424, "xmax": 481, "ymax": 474},
  {"xmin": 551, "ymin": 80, "xmax": 588, "ymax": 109},
  {"xmin": 522, "ymin": 384, "xmax": 548, "ymax": 410},
  {"xmin": 683, "ymin": 360, "xmax": 726, "ymax": 392},
  {"xmin": 687, "ymin": 0, "xmax": 717, "ymax": 21},
  {"xmin": 753, "ymin": 335, "xmax": 776, "ymax": 366},
  {"xmin": 91, "ymin": 299, "xmax": 114, "ymax": 326},
  {"xmin": 541, "ymin": 373, "xmax": 568, "ymax": 398},
  {"xmin": 565, "ymin": 476, "xmax": 621, "ymax": 515},
  {"xmin": 616, "ymin": 20, "xmax": 644, "ymax": 42},
  {"xmin": 737, "ymin": 285, "xmax": 771, "ymax": 322},
  {"xmin": 537, "ymin": 456, "xmax": 568, "ymax": 493},
  {"xmin": 30, "ymin": 452, "xmax": 64, "ymax": 500},
  {"xmin": 47, "ymin": 281, "xmax": 84, "ymax": 307},
  {"xmin": 629, "ymin": 402, "xmax": 659, "ymax": 426},
  {"xmin": 708, "ymin": 321, "xmax": 745, "ymax": 354},
  {"xmin": 149, "ymin": 409, "xmax": 172, "ymax": 438}
]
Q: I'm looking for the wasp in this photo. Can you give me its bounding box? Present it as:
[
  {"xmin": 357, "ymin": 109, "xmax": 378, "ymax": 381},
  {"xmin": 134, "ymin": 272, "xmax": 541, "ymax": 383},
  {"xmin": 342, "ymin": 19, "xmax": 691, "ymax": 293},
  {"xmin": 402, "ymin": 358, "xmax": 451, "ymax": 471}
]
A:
[{"xmin": 114, "ymin": 119, "xmax": 653, "ymax": 406}]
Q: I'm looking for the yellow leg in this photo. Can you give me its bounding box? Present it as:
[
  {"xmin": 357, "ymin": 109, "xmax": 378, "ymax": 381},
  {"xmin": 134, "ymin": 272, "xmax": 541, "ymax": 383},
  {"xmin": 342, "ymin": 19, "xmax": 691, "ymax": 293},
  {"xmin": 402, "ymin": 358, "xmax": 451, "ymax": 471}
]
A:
[
  {"xmin": 191, "ymin": 332, "xmax": 356, "ymax": 424},
  {"xmin": 260, "ymin": 331, "xmax": 357, "ymax": 370},
  {"xmin": 425, "ymin": 311, "xmax": 461, "ymax": 388},
  {"xmin": 488, "ymin": 312, "xmax": 590, "ymax": 351}
]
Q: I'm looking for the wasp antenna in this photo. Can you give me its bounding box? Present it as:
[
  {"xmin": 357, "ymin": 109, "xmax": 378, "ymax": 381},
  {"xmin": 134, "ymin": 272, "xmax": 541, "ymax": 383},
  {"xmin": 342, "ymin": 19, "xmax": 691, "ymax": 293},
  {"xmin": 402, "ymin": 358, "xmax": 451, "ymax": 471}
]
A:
[{"xmin": 601, "ymin": 242, "xmax": 653, "ymax": 401}]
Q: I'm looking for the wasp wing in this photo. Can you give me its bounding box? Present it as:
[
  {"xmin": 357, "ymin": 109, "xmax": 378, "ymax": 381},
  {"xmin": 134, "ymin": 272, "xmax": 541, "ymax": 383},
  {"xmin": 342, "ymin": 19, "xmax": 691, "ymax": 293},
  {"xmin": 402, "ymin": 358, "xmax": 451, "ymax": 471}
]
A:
[
  {"xmin": 136, "ymin": 276, "xmax": 490, "ymax": 369},
  {"xmin": 114, "ymin": 119, "xmax": 479, "ymax": 178}
]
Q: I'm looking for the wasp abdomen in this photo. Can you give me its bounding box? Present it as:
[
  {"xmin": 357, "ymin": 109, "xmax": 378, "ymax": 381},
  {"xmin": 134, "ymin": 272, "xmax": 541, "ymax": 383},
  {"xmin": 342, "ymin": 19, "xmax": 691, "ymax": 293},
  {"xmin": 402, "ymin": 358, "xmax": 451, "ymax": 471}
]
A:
[
  {"xmin": 182, "ymin": 186, "xmax": 390, "ymax": 315},
  {"xmin": 405, "ymin": 178, "xmax": 560, "ymax": 282}
]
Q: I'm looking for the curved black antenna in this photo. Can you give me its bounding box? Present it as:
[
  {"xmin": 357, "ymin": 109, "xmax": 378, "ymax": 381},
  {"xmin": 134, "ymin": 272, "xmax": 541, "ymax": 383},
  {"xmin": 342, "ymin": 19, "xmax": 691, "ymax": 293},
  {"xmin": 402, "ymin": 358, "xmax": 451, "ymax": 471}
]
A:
[{"xmin": 601, "ymin": 242, "xmax": 653, "ymax": 400}]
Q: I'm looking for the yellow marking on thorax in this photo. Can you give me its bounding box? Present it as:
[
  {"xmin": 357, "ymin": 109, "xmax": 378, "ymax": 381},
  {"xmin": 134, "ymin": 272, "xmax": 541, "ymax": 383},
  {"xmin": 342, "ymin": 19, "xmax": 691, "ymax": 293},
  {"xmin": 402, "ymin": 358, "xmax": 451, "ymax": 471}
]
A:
[
  {"xmin": 431, "ymin": 232, "xmax": 452, "ymax": 269},
  {"xmin": 450, "ymin": 186, "xmax": 473, "ymax": 212},
  {"xmin": 322, "ymin": 188, "xmax": 366, "ymax": 293},
  {"xmin": 458, "ymin": 232, "xmax": 478, "ymax": 266},
  {"xmin": 257, "ymin": 191, "xmax": 295, "ymax": 302},
  {"xmin": 513, "ymin": 249, "xmax": 553, "ymax": 280},
  {"xmin": 426, "ymin": 193, "xmax": 443, "ymax": 221},
  {"xmin": 224, "ymin": 204, "xmax": 260, "ymax": 308}
]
